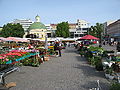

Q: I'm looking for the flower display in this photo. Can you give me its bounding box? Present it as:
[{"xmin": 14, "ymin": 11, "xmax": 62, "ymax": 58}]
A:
[{"xmin": 0, "ymin": 50, "xmax": 28, "ymax": 64}]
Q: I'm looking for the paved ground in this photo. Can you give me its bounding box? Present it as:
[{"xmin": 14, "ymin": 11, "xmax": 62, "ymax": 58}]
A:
[
  {"xmin": 5, "ymin": 46, "xmax": 110, "ymax": 90},
  {"xmin": 102, "ymin": 45, "xmax": 116, "ymax": 51},
  {"xmin": 94, "ymin": 44, "xmax": 116, "ymax": 51}
]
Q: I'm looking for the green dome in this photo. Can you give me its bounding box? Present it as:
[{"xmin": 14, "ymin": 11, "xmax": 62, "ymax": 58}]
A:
[{"xmin": 29, "ymin": 22, "xmax": 46, "ymax": 30}]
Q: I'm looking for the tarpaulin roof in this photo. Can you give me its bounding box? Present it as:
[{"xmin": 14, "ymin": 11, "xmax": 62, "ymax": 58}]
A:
[
  {"xmin": 0, "ymin": 37, "xmax": 14, "ymax": 41},
  {"xmin": 7, "ymin": 37, "xmax": 29, "ymax": 42},
  {"xmin": 79, "ymin": 35, "xmax": 99, "ymax": 40}
]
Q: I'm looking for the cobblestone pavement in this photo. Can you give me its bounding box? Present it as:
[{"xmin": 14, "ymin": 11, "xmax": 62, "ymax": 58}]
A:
[
  {"xmin": 6, "ymin": 46, "xmax": 110, "ymax": 90},
  {"xmin": 93, "ymin": 44, "xmax": 116, "ymax": 51}
]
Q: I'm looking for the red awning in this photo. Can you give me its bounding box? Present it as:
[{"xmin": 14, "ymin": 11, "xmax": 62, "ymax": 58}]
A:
[
  {"xmin": 80, "ymin": 35, "xmax": 99, "ymax": 40},
  {"xmin": 7, "ymin": 37, "xmax": 29, "ymax": 42}
]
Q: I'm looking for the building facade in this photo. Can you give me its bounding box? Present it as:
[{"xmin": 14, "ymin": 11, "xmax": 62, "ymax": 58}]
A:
[
  {"xmin": 107, "ymin": 19, "xmax": 120, "ymax": 35},
  {"xmin": 50, "ymin": 19, "xmax": 89, "ymax": 39},
  {"xmin": 28, "ymin": 15, "xmax": 48, "ymax": 40},
  {"xmin": 103, "ymin": 20, "xmax": 116, "ymax": 35},
  {"xmin": 107, "ymin": 19, "xmax": 120, "ymax": 41},
  {"xmin": 71, "ymin": 19, "xmax": 89, "ymax": 38},
  {"xmin": 45, "ymin": 24, "xmax": 55, "ymax": 37},
  {"xmin": 0, "ymin": 27, "xmax": 2, "ymax": 36},
  {"xmin": 0, "ymin": 27, "xmax": 2, "ymax": 31}
]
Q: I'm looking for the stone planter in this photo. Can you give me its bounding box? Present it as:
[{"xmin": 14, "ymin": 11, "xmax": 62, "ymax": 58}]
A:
[
  {"xmin": 105, "ymin": 73, "xmax": 110, "ymax": 78},
  {"xmin": 108, "ymin": 75, "xmax": 114, "ymax": 80}
]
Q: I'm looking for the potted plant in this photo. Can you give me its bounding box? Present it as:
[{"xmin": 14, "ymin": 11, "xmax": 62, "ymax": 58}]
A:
[
  {"xmin": 105, "ymin": 66, "xmax": 114, "ymax": 79},
  {"xmin": 95, "ymin": 60, "xmax": 103, "ymax": 71},
  {"xmin": 110, "ymin": 82, "xmax": 120, "ymax": 90}
]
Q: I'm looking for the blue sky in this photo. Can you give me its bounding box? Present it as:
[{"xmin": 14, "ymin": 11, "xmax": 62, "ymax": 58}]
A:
[{"xmin": 0, "ymin": 0, "xmax": 120, "ymax": 26}]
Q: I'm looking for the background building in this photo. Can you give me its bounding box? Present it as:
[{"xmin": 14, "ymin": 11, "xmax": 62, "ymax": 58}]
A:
[
  {"xmin": 50, "ymin": 19, "xmax": 89, "ymax": 39},
  {"xmin": 28, "ymin": 15, "xmax": 48, "ymax": 40},
  {"xmin": 45, "ymin": 24, "xmax": 55, "ymax": 37},
  {"xmin": 0, "ymin": 27, "xmax": 2, "ymax": 36},
  {"xmin": 107, "ymin": 19, "xmax": 120, "ymax": 35},
  {"xmin": 11, "ymin": 19, "xmax": 33, "ymax": 37},
  {"xmin": 103, "ymin": 20, "xmax": 116, "ymax": 35},
  {"xmin": 107, "ymin": 19, "xmax": 120, "ymax": 41},
  {"xmin": 0, "ymin": 27, "xmax": 2, "ymax": 31},
  {"xmin": 70, "ymin": 19, "xmax": 89, "ymax": 38}
]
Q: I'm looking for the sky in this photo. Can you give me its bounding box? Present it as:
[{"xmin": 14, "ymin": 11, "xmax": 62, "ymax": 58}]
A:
[{"xmin": 0, "ymin": 0, "xmax": 120, "ymax": 26}]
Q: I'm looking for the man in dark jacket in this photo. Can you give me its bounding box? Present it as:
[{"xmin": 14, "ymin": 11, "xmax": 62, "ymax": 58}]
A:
[{"xmin": 54, "ymin": 41, "xmax": 62, "ymax": 57}]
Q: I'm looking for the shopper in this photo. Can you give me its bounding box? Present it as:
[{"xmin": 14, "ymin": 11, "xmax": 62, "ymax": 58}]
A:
[{"xmin": 54, "ymin": 41, "xmax": 62, "ymax": 57}]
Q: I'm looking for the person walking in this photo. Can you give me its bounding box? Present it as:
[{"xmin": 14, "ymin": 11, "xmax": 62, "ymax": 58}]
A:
[{"xmin": 54, "ymin": 41, "xmax": 62, "ymax": 57}]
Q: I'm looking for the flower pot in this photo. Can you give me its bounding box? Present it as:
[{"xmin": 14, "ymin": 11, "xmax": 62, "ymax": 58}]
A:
[
  {"xmin": 105, "ymin": 73, "xmax": 110, "ymax": 78},
  {"xmin": 108, "ymin": 75, "xmax": 114, "ymax": 80}
]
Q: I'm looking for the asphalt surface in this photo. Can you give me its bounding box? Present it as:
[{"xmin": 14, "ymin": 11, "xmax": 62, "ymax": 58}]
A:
[{"xmin": 6, "ymin": 46, "xmax": 110, "ymax": 90}]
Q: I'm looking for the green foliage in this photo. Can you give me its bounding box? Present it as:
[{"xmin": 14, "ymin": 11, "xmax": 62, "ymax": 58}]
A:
[
  {"xmin": 90, "ymin": 56, "xmax": 101, "ymax": 66},
  {"xmin": 85, "ymin": 50, "xmax": 93, "ymax": 58},
  {"xmin": 56, "ymin": 22, "xmax": 70, "ymax": 38},
  {"xmin": 110, "ymin": 82, "xmax": 120, "ymax": 90},
  {"xmin": 89, "ymin": 46, "xmax": 104, "ymax": 52},
  {"xmin": 21, "ymin": 58, "xmax": 33, "ymax": 66},
  {"xmin": 105, "ymin": 66, "xmax": 113, "ymax": 74},
  {"xmin": 94, "ymin": 56, "xmax": 103, "ymax": 71},
  {"xmin": 1, "ymin": 23, "xmax": 24, "ymax": 38},
  {"xmin": 89, "ymin": 46, "xmax": 104, "ymax": 54},
  {"xmin": 89, "ymin": 23, "xmax": 103, "ymax": 39},
  {"xmin": 95, "ymin": 62, "xmax": 103, "ymax": 71}
]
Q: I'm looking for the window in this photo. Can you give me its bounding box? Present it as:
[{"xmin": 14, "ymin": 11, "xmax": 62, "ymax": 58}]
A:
[
  {"xmin": 75, "ymin": 34, "xmax": 78, "ymax": 37},
  {"xmin": 82, "ymin": 28, "xmax": 88, "ymax": 30},
  {"xmin": 79, "ymin": 34, "xmax": 84, "ymax": 37},
  {"xmin": 47, "ymin": 33, "xmax": 51, "ymax": 38}
]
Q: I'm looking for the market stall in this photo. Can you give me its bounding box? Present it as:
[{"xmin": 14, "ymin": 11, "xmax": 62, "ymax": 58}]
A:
[{"xmin": 0, "ymin": 38, "xmax": 53, "ymax": 86}]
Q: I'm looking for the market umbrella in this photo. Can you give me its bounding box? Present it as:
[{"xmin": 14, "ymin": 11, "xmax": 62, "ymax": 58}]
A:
[
  {"xmin": 0, "ymin": 37, "xmax": 14, "ymax": 41},
  {"xmin": 7, "ymin": 37, "xmax": 28, "ymax": 42},
  {"xmin": 79, "ymin": 35, "xmax": 99, "ymax": 40}
]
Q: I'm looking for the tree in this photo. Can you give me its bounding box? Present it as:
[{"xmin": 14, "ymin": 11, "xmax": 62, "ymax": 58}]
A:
[
  {"xmin": 56, "ymin": 22, "xmax": 70, "ymax": 38},
  {"xmin": 89, "ymin": 23, "xmax": 104, "ymax": 47},
  {"xmin": 1, "ymin": 23, "xmax": 24, "ymax": 38},
  {"xmin": 89, "ymin": 23, "xmax": 103, "ymax": 38}
]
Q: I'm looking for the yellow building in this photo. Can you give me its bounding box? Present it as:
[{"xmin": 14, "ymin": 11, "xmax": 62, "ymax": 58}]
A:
[
  {"xmin": 0, "ymin": 27, "xmax": 2, "ymax": 31},
  {"xmin": 28, "ymin": 15, "xmax": 47, "ymax": 40}
]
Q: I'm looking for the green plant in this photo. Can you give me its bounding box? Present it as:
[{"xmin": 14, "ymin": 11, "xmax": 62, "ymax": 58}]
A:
[
  {"xmin": 21, "ymin": 58, "xmax": 32, "ymax": 66},
  {"xmin": 105, "ymin": 66, "xmax": 113, "ymax": 74},
  {"xmin": 85, "ymin": 50, "xmax": 93, "ymax": 58},
  {"xmin": 90, "ymin": 56, "xmax": 101, "ymax": 66},
  {"xmin": 95, "ymin": 61, "xmax": 103, "ymax": 71},
  {"xmin": 90, "ymin": 57, "xmax": 96, "ymax": 66},
  {"xmin": 110, "ymin": 82, "xmax": 120, "ymax": 90}
]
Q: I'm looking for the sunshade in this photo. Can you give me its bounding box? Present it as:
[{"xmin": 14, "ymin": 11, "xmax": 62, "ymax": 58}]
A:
[
  {"xmin": 80, "ymin": 35, "xmax": 99, "ymax": 40},
  {"xmin": 7, "ymin": 37, "xmax": 28, "ymax": 42}
]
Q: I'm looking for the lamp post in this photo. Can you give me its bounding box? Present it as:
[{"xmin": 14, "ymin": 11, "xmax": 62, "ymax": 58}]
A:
[{"xmin": 45, "ymin": 34, "xmax": 48, "ymax": 50}]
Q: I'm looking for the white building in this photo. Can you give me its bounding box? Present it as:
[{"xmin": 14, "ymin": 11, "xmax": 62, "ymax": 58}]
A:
[
  {"xmin": 70, "ymin": 19, "xmax": 89, "ymax": 38},
  {"xmin": 45, "ymin": 24, "xmax": 52, "ymax": 30},
  {"xmin": 45, "ymin": 24, "xmax": 55, "ymax": 37},
  {"xmin": 11, "ymin": 19, "xmax": 33, "ymax": 37}
]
